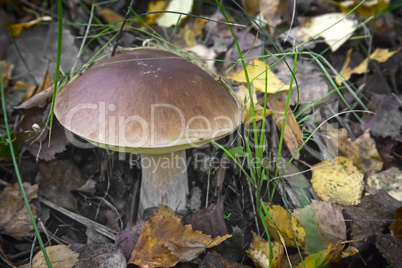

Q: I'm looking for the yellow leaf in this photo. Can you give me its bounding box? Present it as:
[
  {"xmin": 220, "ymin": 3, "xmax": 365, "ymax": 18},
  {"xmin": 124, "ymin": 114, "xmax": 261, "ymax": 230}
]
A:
[
  {"xmin": 264, "ymin": 204, "xmax": 306, "ymax": 248},
  {"xmin": 246, "ymin": 232, "xmax": 283, "ymax": 268},
  {"xmin": 129, "ymin": 206, "xmax": 231, "ymax": 267},
  {"xmin": 98, "ymin": 8, "xmax": 124, "ymax": 25},
  {"xmin": 297, "ymin": 244, "xmax": 343, "ymax": 268},
  {"xmin": 230, "ymin": 59, "xmax": 289, "ymax": 94},
  {"xmin": 338, "ymin": 0, "xmax": 390, "ymax": 16},
  {"xmin": 27, "ymin": 245, "xmax": 79, "ymax": 268},
  {"xmin": 337, "ymin": 48, "xmax": 400, "ymax": 84},
  {"xmin": 311, "ymin": 157, "xmax": 364, "ymax": 205},
  {"xmin": 6, "ymin": 16, "xmax": 52, "ymax": 38},
  {"xmin": 20, "ymin": 71, "xmax": 52, "ymax": 102},
  {"xmin": 369, "ymin": 47, "xmax": 400, "ymax": 62},
  {"xmin": 145, "ymin": 0, "xmax": 168, "ymax": 25},
  {"xmin": 297, "ymin": 13, "xmax": 358, "ymax": 52},
  {"xmin": 235, "ymin": 84, "xmax": 271, "ymax": 123}
]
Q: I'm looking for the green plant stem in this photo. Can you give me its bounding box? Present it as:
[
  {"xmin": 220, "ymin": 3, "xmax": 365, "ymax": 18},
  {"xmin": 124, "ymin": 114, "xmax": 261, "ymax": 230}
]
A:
[
  {"xmin": 48, "ymin": 0, "xmax": 63, "ymax": 138},
  {"xmin": 1, "ymin": 73, "xmax": 52, "ymax": 267}
]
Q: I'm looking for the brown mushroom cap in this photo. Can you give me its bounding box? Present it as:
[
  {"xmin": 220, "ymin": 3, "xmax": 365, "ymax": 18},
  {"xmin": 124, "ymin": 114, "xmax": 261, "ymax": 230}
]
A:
[{"xmin": 55, "ymin": 48, "xmax": 240, "ymax": 154}]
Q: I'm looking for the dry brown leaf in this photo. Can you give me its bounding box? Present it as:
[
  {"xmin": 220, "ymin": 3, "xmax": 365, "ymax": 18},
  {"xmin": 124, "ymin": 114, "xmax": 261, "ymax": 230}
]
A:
[
  {"xmin": 1, "ymin": 60, "xmax": 14, "ymax": 87},
  {"xmin": 97, "ymin": 8, "xmax": 124, "ymax": 27},
  {"xmin": 14, "ymin": 87, "xmax": 69, "ymax": 160},
  {"xmin": 326, "ymin": 126, "xmax": 362, "ymax": 169},
  {"xmin": 188, "ymin": 200, "xmax": 228, "ymax": 238},
  {"xmin": 37, "ymin": 160, "xmax": 86, "ymax": 212},
  {"xmin": 311, "ymin": 157, "xmax": 364, "ymax": 205},
  {"xmin": 75, "ymin": 243, "xmax": 125, "ymax": 268},
  {"xmin": 326, "ymin": 126, "xmax": 382, "ymax": 176},
  {"xmin": 0, "ymin": 183, "xmax": 38, "ymax": 238},
  {"xmin": 264, "ymin": 203, "xmax": 306, "ymax": 248},
  {"xmin": 293, "ymin": 200, "xmax": 346, "ymax": 253},
  {"xmin": 19, "ymin": 245, "xmax": 79, "ymax": 268},
  {"xmin": 246, "ymin": 232, "xmax": 283, "ymax": 268},
  {"xmin": 311, "ymin": 200, "xmax": 346, "ymax": 247},
  {"xmin": 354, "ymin": 129, "xmax": 383, "ymax": 176},
  {"xmin": 129, "ymin": 206, "xmax": 231, "ymax": 267},
  {"xmin": 267, "ymin": 94, "xmax": 303, "ymax": 159},
  {"xmin": 390, "ymin": 207, "xmax": 402, "ymax": 240},
  {"xmin": 21, "ymin": 71, "xmax": 52, "ymax": 102}
]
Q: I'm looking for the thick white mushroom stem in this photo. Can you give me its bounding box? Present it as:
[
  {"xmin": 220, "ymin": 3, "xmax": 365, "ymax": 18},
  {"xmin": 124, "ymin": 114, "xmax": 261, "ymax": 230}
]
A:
[{"xmin": 139, "ymin": 150, "xmax": 189, "ymax": 216}]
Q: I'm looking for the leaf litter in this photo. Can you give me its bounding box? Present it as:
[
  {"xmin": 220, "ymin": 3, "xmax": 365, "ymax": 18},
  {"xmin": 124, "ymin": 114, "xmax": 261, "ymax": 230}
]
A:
[{"xmin": 1, "ymin": 0, "xmax": 402, "ymax": 267}]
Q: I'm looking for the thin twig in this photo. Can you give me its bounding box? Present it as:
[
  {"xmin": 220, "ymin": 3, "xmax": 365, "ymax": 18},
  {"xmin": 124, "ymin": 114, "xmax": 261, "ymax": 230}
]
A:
[
  {"xmin": 111, "ymin": 0, "xmax": 135, "ymax": 56},
  {"xmin": 40, "ymin": 197, "xmax": 117, "ymax": 240}
]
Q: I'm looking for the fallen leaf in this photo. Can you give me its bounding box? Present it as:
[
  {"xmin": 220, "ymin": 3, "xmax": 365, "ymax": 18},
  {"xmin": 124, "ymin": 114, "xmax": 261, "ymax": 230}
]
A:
[
  {"xmin": 6, "ymin": 23, "xmax": 80, "ymax": 85},
  {"xmin": 230, "ymin": 59, "xmax": 289, "ymax": 94},
  {"xmin": 362, "ymin": 94, "xmax": 402, "ymax": 139},
  {"xmin": 188, "ymin": 200, "xmax": 228, "ymax": 237},
  {"xmin": 375, "ymin": 233, "xmax": 402, "ymax": 266},
  {"xmin": 293, "ymin": 204, "xmax": 324, "ymax": 253},
  {"xmin": 246, "ymin": 231, "xmax": 283, "ymax": 268},
  {"xmin": 199, "ymin": 251, "xmax": 251, "ymax": 268},
  {"xmin": 1, "ymin": 60, "xmax": 14, "ymax": 86},
  {"xmin": 354, "ymin": 129, "xmax": 383, "ymax": 176},
  {"xmin": 338, "ymin": 0, "xmax": 390, "ymax": 16},
  {"xmin": 115, "ymin": 221, "xmax": 146, "ymax": 262},
  {"xmin": 37, "ymin": 160, "xmax": 87, "ymax": 212},
  {"xmin": 252, "ymin": 0, "xmax": 290, "ymax": 32},
  {"xmin": 98, "ymin": 8, "xmax": 124, "ymax": 25},
  {"xmin": 267, "ymin": 94, "xmax": 303, "ymax": 159},
  {"xmin": 0, "ymin": 182, "xmax": 38, "ymax": 237},
  {"xmin": 366, "ymin": 167, "xmax": 402, "ymax": 201},
  {"xmin": 156, "ymin": 0, "xmax": 194, "ymax": 27},
  {"xmin": 337, "ymin": 48, "xmax": 400, "ymax": 84},
  {"xmin": 129, "ymin": 206, "xmax": 231, "ymax": 267},
  {"xmin": 75, "ymin": 243, "xmax": 126, "ymax": 268},
  {"xmin": 264, "ymin": 203, "xmax": 306, "ymax": 248},
  {"xmin": 326, "ymin": 126, "xmax": 362, "ymax": 169},
  {"xmin": 22, "ymin": 71, "xmax": 52, "ymax": 102},
  {"xmin": 310, "ymin": 200, "xmax": 346, "ymax": 247},
  {"xmin": 235, "ymin": 84, "xmax": 270, "ymax": 123},
  {"xmin": 145, "ymin": 0, "xmax": 168, "ymax": 25},
  {"xmin": 326, "ymin": 127, "xmax": 383, "ymax": 176},
  {"xmin": 342, "ymin": 190, "xmax": 402, "ymax": 245},
  {"xmin": 390, "ymin": 207, "xmax": 402, "ymax": 240},
  {"xmin": 274, "ymin": 58, "xmax": 329, "ymax": 106},
  {"xmin": 310, "ymin": 157, "xmax": 364, "ymax": 205},
  {"xmin": 19, "ymin": 245, "xmax": 79, "ymax": 268},
  {"xmin": 293, "ymin": 200, "xmax": 346, "ymax": 253},
  {"xmin": 296, "ymin": 244, "xmax": 343, "ymax": 268},
  {"xmin": 6, "ymin": 16, "xmax": 52, "ymax": 38},
  {"xmin": 297, "ymin": 13, "xmax": 358, "ymax": 52}
]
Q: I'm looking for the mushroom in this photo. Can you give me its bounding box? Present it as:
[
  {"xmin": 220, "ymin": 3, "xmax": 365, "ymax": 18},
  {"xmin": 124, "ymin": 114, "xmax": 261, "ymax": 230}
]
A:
[{"xmin": 54, "ymin": 48, "xmax": 240, "ymax": 217}]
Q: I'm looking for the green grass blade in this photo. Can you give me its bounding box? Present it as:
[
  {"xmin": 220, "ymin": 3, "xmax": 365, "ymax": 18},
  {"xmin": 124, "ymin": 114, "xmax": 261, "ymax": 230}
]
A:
[{"xmin": 1, "ymin": 69, "xmax": 52, "ymax": 267}]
